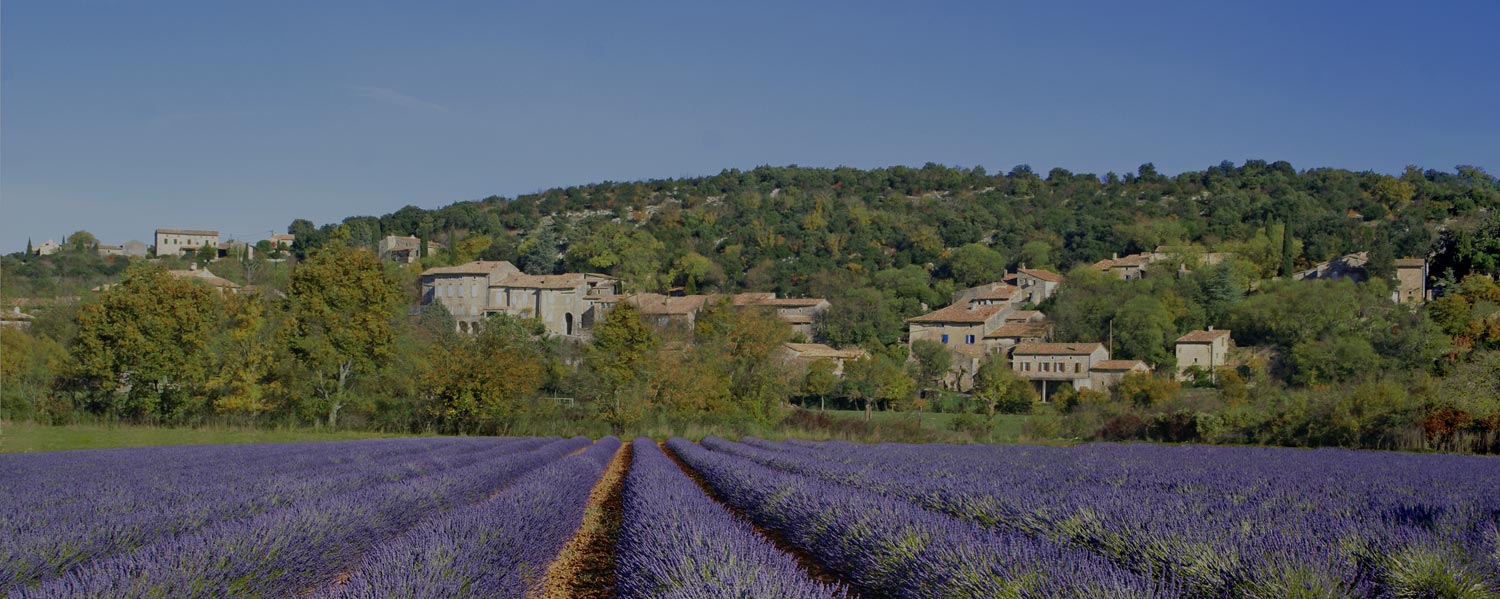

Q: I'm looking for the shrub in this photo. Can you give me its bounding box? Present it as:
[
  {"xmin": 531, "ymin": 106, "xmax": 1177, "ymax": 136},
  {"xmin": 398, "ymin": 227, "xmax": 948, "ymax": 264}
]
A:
[{"xmin": 1098, "ymin": 414, "xmax": 1146, "ymax": 441}]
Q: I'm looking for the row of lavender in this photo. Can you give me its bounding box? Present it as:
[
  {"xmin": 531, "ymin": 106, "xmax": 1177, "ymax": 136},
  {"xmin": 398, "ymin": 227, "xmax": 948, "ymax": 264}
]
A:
[
  {"xmin": 709, "ymin": 437, "xmax": 1500, "ymax": 598},
  {"xmin": 2, "ymin": 437, "xmax": 548, "ymax": 589},
  {"xmin": 1, "ymin": 436, "xmax": 608, "ymax": 598},
  {"xmin": 668, "ymin": 437, "xmax": 1177, "ymax": 598},
  {"xmin": 615, "ymin": 438, "xmax": 842, "ymax": 598}
]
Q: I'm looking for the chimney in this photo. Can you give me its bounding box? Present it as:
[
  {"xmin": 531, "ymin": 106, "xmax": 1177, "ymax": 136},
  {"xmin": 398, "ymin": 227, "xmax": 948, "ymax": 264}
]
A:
[
  {"xmin": 189, "ymin": 263, "xmax": 198, "ymax": 271},
  {"xmin": 1208, "ymin": 325, "xmax": 1214, "ymax": 331},
  {"xmin": 1112, "ymin": 252, "xmax": 1118, "ymax": 260}
]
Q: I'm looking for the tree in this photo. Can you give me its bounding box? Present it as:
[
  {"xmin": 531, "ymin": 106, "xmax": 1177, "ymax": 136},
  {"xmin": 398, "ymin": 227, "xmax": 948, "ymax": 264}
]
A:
[
  {"xmin": 1115, "ymin": 371, "xmax": 1180, "ymax": 407},
  {"xmin": 801, "ymin": 358, "xmax": 838, "ymax": 412},
  {"xmin": 206, "ymin": 294, "xmax": 281, "ymax": 417},
  {"xmin": 1113, "ymin": 295, "xmax": 1176, "ymax": 367},
  {"xmin": 841, "ymin": 355, "xmax": 915, "ymax": 421},
  {"xmin": 518, "ymin": 226, "xmax": 562, "ymax": 275},
  {"xmin": 946, "ymin": 243, "xmax": 1007, "ymax": 288},
  {"xmin": 423, "ymin": 314, "xmax": 554, "ymax": 433},
  {"xmin": 1280, "ymin": 220, "xmax": 1296, "ymax": 278},
  {"xmin": 908, "ymin": 340, "xmax": 952, "ymax": 425},
  {"xmin": 973, "ymin": 355, "xmax": 1036, "ymax": 416},
  {"xmin": 694, "ymin": 300, "xmax": 793, "ymax": 424},
  {"xmin": 584, "ymin": 302, "xmax": 659, "ymax": 432},
  {"xmin": 67, "ymin": 231, "xmax": 98, "ymax": 252},
  {"xmin": 72, "ymin": 264, "xmax": 221, "ymax": 419},
  {"xmin": 284, "ymin": 241, "xmax": 404, "ymax": 427}
]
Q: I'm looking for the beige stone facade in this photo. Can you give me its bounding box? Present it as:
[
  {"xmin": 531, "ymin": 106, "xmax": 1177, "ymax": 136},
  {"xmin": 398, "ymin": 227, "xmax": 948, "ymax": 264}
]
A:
[
  {"xmin": 155, "ymin": 229, "xmax": 220, "ymax": 257},
  {"xmin": 378, "ymin": 235, "xmax": 424, "ymax": 264},
  {"xmin": 906, "ymin": 303, "xmax": 1008, "ymax": 352},
  {"xmin": 1088, "ymin": 359, "xmax": 1151, "ymax": 389},
  {"xmin": 1011, "ymin": 342, "xmax": 1110, "ymax": 398},
  {"xmin": 779, "ymin": 342, "xmax": 869, "ymax": 376},
  {"xmin": 1394, "ymin": 258, "xmax": 1428, "ymax": 304},
  {"xmin": 420, "ymin": 261, "xmax": 619, "ymax": 338},
  {"xmin": 1174, "ymin": 328, "xmax": 1231, "ymax": 380},
  {"xmin": 1013, "ymin": 268, "xmax": 1064, "ymax": 304}
]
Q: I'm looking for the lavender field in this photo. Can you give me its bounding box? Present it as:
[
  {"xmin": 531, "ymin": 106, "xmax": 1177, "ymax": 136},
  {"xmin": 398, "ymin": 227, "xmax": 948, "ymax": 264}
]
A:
[{"xmin": 2, "ymin": 437, "xmax": 1497, "ymax": 598}]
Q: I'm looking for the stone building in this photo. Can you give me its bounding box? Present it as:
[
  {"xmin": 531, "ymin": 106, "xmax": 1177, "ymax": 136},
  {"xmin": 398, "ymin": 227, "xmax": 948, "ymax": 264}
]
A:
[
  {"xmin": 1174, "ymin": 328, "xmax": 1231, "ymax": 380},
  {"xmin": 731, "ymin": 293, "xmax": 831, "ymax": 339},
  {"xmin": 419, "ymin": 261, "xmax": 619, "ymax": 338},
  {"xmin": 1013, "ymin": 268, "xmax": 1065, "ymax": 304},
  {"xmin": 155, "ymin": 229, "xmax": 220, "ymax": 257},
  {"xmin": 779, "ymin": 342, "xmax": 869, "ymax": 376},
  {"xmin": 97, "ymin": 244, "xmax": 125, "ymax": 257},
  {"xmin": 1088, "ymin": 359, "xmax": 1151, "ymax": 389},
  {"xmin": 906, "ymin": 302, "xmax": 1008, "ymax": 352},
  {"xmin": 168, "ymin": 265, "xmax": 241, "ymax": 295},
  {"xmin": 1394, "ymin": 257, "xmax": 1428, "ymax": 304},
  {"xmin": 1010, "ymin": 342, "xmax": 1110, "ymax": 399},
  {"xmin": 378, "ymin": 235, "xmax": 425, "ymax": 263},
  {"xmin": 1092, "ymin": 253, "xmax": 1153, "ymax": 280},
  {"xmin": 32, "ymin": 239, "xmax": 61, "ymax": 256}
]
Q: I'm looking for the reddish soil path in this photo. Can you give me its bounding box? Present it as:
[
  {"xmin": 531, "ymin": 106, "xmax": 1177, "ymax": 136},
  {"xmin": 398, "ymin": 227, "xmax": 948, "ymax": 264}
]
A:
[
  {"xmin": 658, "ymin": 441, "xmax": 868, "ymax": 599},
  {"xmin": 530, "ymin": 442, "xmax": 632, "ymax": 599}
]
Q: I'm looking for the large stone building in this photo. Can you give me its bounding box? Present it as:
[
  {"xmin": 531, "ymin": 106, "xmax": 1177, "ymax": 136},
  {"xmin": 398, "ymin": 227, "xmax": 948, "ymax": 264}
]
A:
[
  {"xmin": 1012, "ymin": 268, "xmax": 1065, "ymax": 304},
  {"xmin": 1174, "ymin": 328, "xmax": 1231, "ymax": 380},
  {"xmin": 1010, "ymin": 342, "xmax": 1111, "ymax": 399},
  {"xmin": 419, "ymin": 261, "xmax": 619, "ymax": 337},
  {"xmin": 731, "ymin": 293, "xmax": 831, "ymax": 339},
  {"xmin": 906, "ymin": 303, "xmax": 1009, "ymax": 352},
  {"xmin": 379, "ymin": 235, "xmax": 425, "ymax": 263},
  {"xmin": 155, "ymin": 229, "xmax": 220, "ymax": 257}
]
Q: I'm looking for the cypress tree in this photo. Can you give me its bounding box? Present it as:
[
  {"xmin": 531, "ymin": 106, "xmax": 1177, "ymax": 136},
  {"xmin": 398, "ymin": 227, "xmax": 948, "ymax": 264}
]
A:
[{"xmin": 1280, "ymin": 220, "xmax": 1295, "ymax": 277}]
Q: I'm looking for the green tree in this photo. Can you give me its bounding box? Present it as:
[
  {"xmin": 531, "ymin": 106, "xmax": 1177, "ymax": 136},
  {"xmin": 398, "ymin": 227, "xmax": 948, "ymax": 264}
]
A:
[
  {"xmin": 72, "ymin": 265, "xmax": 222, "ymax": 419},
  {"xmin": 694, "ymin": 300, "xmax": 793, "ymax": 424},
  {"xmin": 908, "ymin": 339, "xmax": 952, "ymax": 424},
  {"xmin": 1113, "ymin": 295, "xmax": 1176, "ymax": 366},
  {"xmin": 973, "ymin": 355, "xmax": 1036, "ymax": 416},
  {"xmin": 801, "ymin": 358, "xmax": 838, "ymax": 412},
  {"xmin": 584, "ymin": 302, "xmax": 659, "ymax": 432},
  {"xmin": 206, "ymin": 294, "xmax": 282, "ymax": 418},
  {"xmin": 284, "ymin": 241, "xmax": 404, "ymax": 427},
  {"xmin": 946, "ymin": 243, "xmax": 1007, "ymax": 288},
  {"xmin": 423, "ymin": 315, "xmax": 554, "ymax": 433}
]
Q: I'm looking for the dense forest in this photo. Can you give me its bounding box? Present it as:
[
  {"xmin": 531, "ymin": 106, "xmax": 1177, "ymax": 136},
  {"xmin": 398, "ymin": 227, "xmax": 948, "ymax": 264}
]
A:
[{"xmin": 4, "ymin": 161, "xmax": 1499, "ymax": 451}]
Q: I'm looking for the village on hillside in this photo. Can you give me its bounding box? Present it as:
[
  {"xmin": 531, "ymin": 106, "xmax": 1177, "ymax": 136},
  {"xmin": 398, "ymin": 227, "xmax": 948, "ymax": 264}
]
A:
[{"xmin": 11, "ymin": 224, "xmax": 1435, "ymax": 405}]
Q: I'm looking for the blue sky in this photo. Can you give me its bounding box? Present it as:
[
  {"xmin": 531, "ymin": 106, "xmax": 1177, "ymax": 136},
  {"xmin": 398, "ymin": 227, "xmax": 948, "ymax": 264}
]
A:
[{"xmin": 3, "ymin": 1, "xmax": 1497, "ymax": 250}]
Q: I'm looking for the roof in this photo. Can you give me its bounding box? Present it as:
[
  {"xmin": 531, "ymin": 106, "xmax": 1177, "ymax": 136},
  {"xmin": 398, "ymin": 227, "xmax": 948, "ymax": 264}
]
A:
[
  {"xmin": 494, "ymin": 272, "xmax": 592, "ymax": 290},
  {"xmin": 1005, "ymin": 310, "xmax": 1044, "ymax": 322},
  {"xmin": 97, "ymin": 244, "xmax": 123, "ymax": 250},
  {"xmin": 421, "ymin": 261, "xmax": 518, "ymax": 277},
  {"xmin": 732, "ymin": 293, "xmax": 829, "ymax": 308},
  {"xmin": 168, "ymin": 268, "xmax": 240, "ymax": 289},
  {"xmin": 971, "ymin": 286, "xmax": 1017, "ymax": 301},
  {"xmin": 1092, "ymin": 359, "xmax": 1149, "ymax": 372},
  {"xmin": 1094, "ymin": 254, "xmax": 1152, "ymax": 270},
  {"xmin": 905, "ymin": 303, "xmax": 1005, "ymax": 324},
  {"xmin": 630, "ymin": 294, "xmax": 709, "ymax": 316},
  {"xmin": 1176, "ymin": 329, "xmax": 1231, "ymax": 343},
  {"xmin": 986, "ymin": 322, "xmax": 1048, "ymax": 339},
  {"xmin": 1394, "ymin": 257, "xmax": 1426, "ymax": 268},
  {"xmin": 1016, "ymin": 268, "xmax": 1064, "ymax": 283},
  {"xmin": 1, "ymin": 308, "xmax": 35, "ymax": 321},
  {"xmin": 156, "ymin": 229, "xmax": 218, "ymax": 236},
  {"xmin": 783, "ymin": 342, "xmax": 868, "ymax": 360},
  {"xmin": 1012, "ymin": 342, "xmax": 1105, "ymax": 356}
]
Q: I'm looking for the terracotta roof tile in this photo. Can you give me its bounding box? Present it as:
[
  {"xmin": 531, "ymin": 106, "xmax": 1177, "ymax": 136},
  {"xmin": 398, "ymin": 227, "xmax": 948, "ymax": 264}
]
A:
[
  {"xmin": 1176, "ymin": 329, "xmax": 1231, "ymax": 343},
  {"xmin": 906, "ymin": 303, "xmax": 1005, "ymax": 324},
  {"xmin": 1013, "ymin": 342, "xmax": 1105, "ymax": 355},
  {"xmin": 1017, "ymin": 268, "xmax": 1064, "ymax": 283},
  {"xmin": 1092, "ymin": 359, "xmax": 1148, "ymax": 371}
]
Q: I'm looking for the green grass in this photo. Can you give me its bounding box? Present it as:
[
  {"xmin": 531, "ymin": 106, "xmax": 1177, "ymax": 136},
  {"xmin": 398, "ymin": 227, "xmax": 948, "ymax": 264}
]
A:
[
  {"xmin": 821, "ymin": 409, "xmax": 1031, "ymax": 443},
  {"xmin": 0, "ymin": 420, "xmax": 407, "ymax": 454}
]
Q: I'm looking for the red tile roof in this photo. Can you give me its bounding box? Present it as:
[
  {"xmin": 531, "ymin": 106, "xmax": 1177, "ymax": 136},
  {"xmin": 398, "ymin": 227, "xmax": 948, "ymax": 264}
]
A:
[
  {"xmin": 1176, "ymin": 329, "xmax": 1231, "ymax": 343},
  {"xmin": 1092, "ymin": 359, "xmax": 1149, "ymax": 371},
  {"xmin": 906, "ymin": 303, "xmax": 1005, "ymax": 324},
  {"xmin": 1013, "ymin": 342, "xmax": 1105, "ymax": 356},
  {"xmin": 986, "ymin": 322, "xmax": 1048, "ymax": 339},
  {"xmin": 1017, "ymin": 268, "xmax": 1064, "ymax": 283}
]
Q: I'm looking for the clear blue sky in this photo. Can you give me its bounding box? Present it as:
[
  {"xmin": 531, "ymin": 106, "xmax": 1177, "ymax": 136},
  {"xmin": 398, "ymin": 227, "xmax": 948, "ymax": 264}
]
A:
[{"xmin": 3, "ymin": 1, "xmax": 1497, "ymax": 250}]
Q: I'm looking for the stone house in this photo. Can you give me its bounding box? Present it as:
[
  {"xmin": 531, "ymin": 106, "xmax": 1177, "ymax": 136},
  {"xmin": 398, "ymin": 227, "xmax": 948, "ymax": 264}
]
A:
[
  {"xmin": 419, "ymin": 260, "xmax": 618, "ymax": 338},
  {"xmin": 1294, "ymin": 252, "xmax": 1369, "ymax": 282},
  {"xmin": 168, "ymin": 265, "xmax": 241, "ymax": 295},
  {"xmin": 1174, "ymin": 328, "xmax": 1231, "ymax": 380},
  {"xmin": 271, "ymin": 233, "xmax": 296, "ymax": 248},
  {"xmin": 1394, "ymin": 257, "xmax": 1428, "ymax": 304},
  {"xmin": 1, "ymin": 307, "xmax": 35, "ymax": 331},
  {"xmin": 1010, "ymin": 342, "xmax": 1110, "ymax": 399},
  {"xmin": 155, "ymin": 229, "xmax": 220, "ymax": 257},
  {"xmin": 378, "ymin": 235, "xmax": 425, "ymax": 264},
  {"xmin": 1088, "ymin": 359, "xmax": 1151, "ymax": 389},
  {"xmin": 97, "ymin": 244, "xmax": 125, "ymax": 257},
  {"xmin": 952, "ymin": 282, "xmax": 1022, "ymax": 308},
  {"xmin": 1093, "ymin": 253, "xmax": 1153, "ymax": 280},
  {"xmin": 628, "ymin": 293, "xmax": 710, "ymax": 331},
  {"xmin": 779, "ymin": 342, "xmax": 869, "ymax": 376},
  {"xmin": 731, "ymin": 293, "xmax": 831, "ymax": 338},
  {"xmin": 1013, "ymin": 268, "xmax": 1065, "ymax": 304},
  {"xmin": 32, "ymin": 239, "xmax": 61, "ymax": 256},
  {"xmin": 983, "ymin": 321, "xmax": 1049, "ymax": 355},
  {"xmin": 906, "ymin": 302, "xmax": 1008, "ymax": 352}
]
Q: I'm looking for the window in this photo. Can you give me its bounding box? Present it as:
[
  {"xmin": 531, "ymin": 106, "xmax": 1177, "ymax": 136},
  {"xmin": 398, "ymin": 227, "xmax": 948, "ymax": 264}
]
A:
[
  {"xmin": 966, "ymin": 335, "xmax": 976, "ymax": 344},
  {"xmin": 1041, "ymin": 363, "xmax": 1049, "ymax": 372},
  {"xmin": 941, "ymin": 334, "xmax": 949, "ymax": 344},
  {"xmin": 1075, "ymin": 363, "xmax": 1082, "ymax": 373}
]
